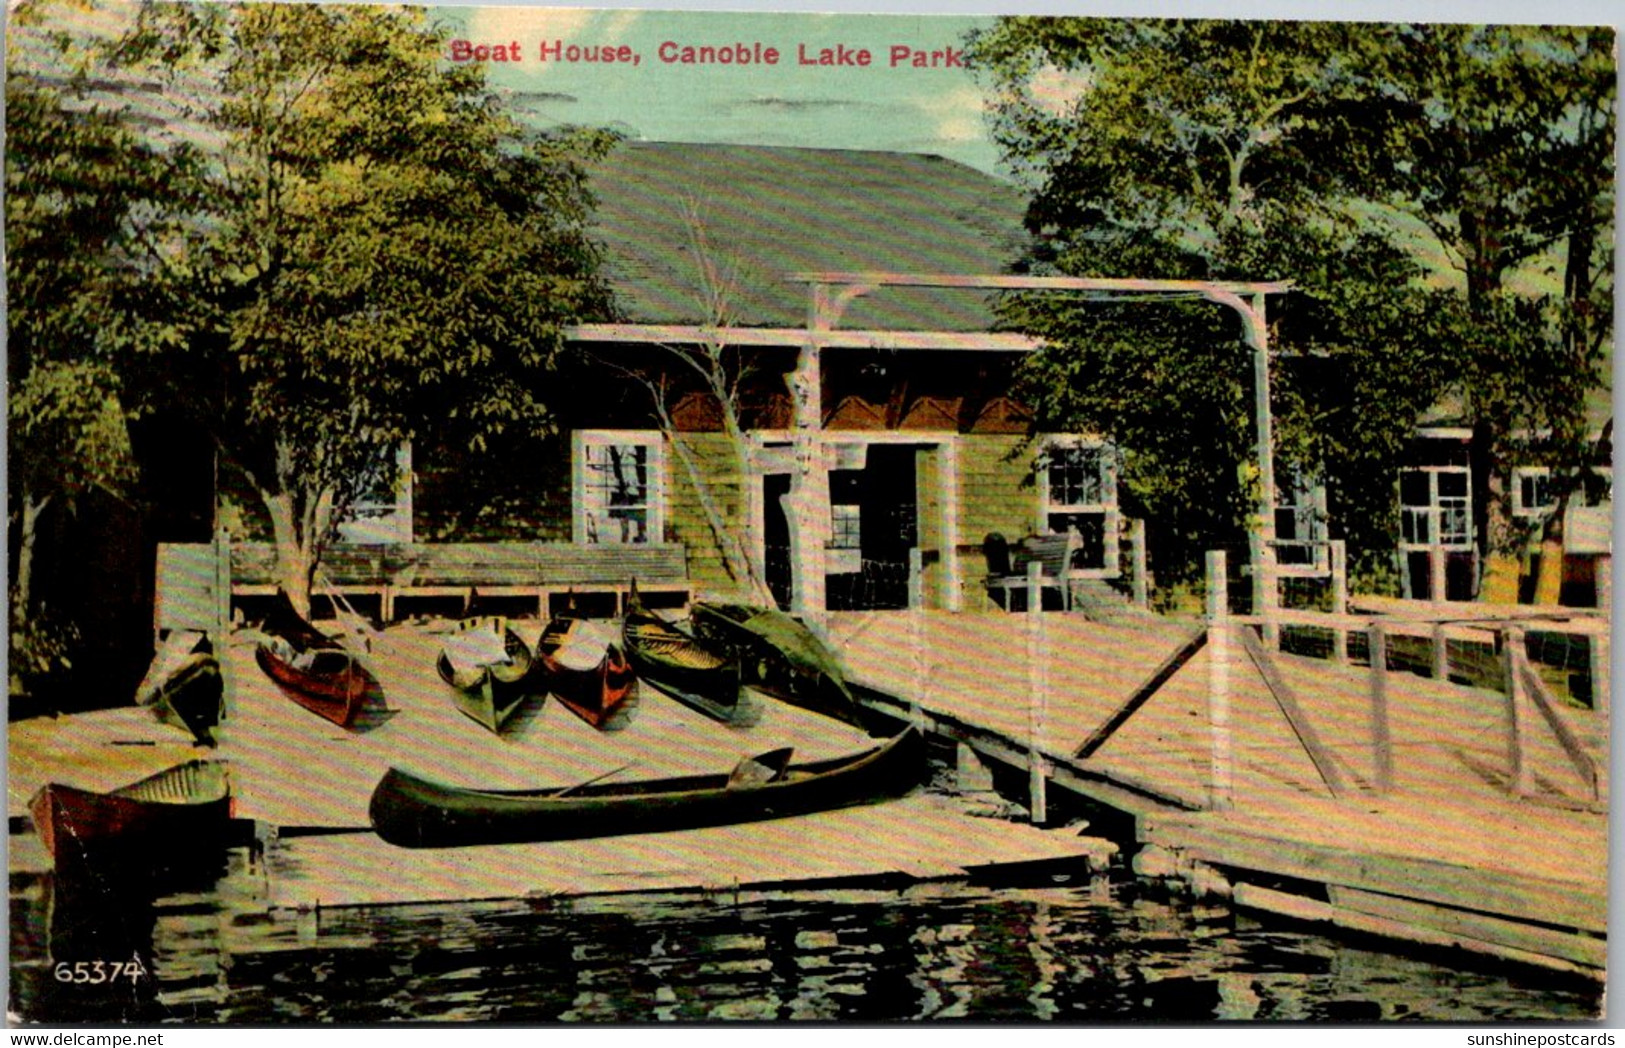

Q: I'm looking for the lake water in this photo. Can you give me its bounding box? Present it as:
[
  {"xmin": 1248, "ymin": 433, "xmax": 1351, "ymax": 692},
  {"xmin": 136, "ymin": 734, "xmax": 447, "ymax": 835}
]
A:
[{"xmin": 8, "ymin": 841, "xmax": 1603, "ymax": 1024}]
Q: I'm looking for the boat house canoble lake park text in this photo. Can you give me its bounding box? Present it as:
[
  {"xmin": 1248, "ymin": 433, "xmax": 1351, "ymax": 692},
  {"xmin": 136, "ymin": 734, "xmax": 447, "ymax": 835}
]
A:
[{"xmin": 4, "ymin": 0, "xmax": 1614, "ymax": 1026}]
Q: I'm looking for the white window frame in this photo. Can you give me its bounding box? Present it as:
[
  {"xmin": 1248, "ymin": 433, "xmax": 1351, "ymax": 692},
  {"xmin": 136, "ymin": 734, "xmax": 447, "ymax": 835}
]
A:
[
  {"xmin": 1399, "ymin": 465, "xmax": 1474, "ymax": 551},
  {"xmin": 1512, "ymin": 466, "xmax": 1557, "ymax": 519},
  {"xmin": 1273, "ymin": 467, "xmax": 1330, "ymax": 576},
  {"xmin": 573, "ymin": 430, "xmax": 665, "ymax": 545},
  {"xmin": 336, "ymin": 441, "xmax": 413, "ymax": 545},
  {"xmin": 1036, "ymin": 436, "xmax": 1120, "ymax": 578}
]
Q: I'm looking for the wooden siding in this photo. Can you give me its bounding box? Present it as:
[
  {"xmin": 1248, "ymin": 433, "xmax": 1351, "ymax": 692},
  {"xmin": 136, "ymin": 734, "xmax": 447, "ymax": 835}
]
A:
[
  {"xmin": 957, "ymin": 435, "xmax": 1037, "ymax": 607},
  {"xmin": 664, "ymin": 431, "xmax": 754, "ymax": 597}
]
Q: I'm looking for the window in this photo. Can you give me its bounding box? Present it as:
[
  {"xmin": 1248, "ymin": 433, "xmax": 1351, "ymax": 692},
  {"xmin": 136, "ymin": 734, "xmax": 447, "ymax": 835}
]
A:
[
  {"xmin": 1399, "ymin": 466, "xmax": 1473, "ymax": 549},
  {"xmin": 1513, "ymin": 467, "xmax": 1556, "ymax": 519},
  {"xmin": 574, "ymin": 432, "xmax": 663, "ymax": 545},
  {"xmin": 1038, "ymin": 438, "xmax": 1118, "ymax": 574},
  {"xmin": 830, "ymin": 504, "xmax": 862, "ymax": 550},
  {"xmin": 1274, "ymin": 468, "xmax": 1328, "ymax": 572},
  {"xmin": 336, "ymin": 442, "xmax": 413, "ymax": 545}
]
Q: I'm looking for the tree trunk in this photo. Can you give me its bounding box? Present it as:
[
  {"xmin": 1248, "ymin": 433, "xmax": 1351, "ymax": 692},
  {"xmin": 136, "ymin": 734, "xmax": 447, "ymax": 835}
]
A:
[
  {"xmin": 263, "ymin": 489, "xmax": 316, "ymax": 620},
  {"xmin": 12, "ymin": 491, "xmax": 51, "ymax": 627}
]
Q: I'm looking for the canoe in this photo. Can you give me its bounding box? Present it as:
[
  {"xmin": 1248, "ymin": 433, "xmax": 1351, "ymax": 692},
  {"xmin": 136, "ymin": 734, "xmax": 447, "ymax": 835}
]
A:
[
  {"xmin": 690, "ymin": 602, "xmax": 864, "ymax": 726},
  {"xmin": 622, "ymin": 581, "xmax": 752, "ymax": 726},
  {"xmin": 437, "ymin": 618, "xmax": 538, "ymax": 734},
  {"xmin": 368, "ymin": 726, "xmax": 927, "ymax": 848},
  {"xmin": 534, "ymin": 616, "xmax": 637, "ymax": 729},
  {"xmin": 253, "ymin": 590, "xmax": 377, "ymax": 728},
  {"xmin": 134, "ymin": 631, "xmax": 224, "ymax": 746},
  {"xmin": 30, "ymin": 759, "xmax": 231, "ymax": 867}
]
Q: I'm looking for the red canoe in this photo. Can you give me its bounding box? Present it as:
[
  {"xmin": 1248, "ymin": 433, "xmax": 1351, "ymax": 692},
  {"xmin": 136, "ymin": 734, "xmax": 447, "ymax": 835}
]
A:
[
  {"xmin": 534, "ymin": 617, "xmax": 637, "ymax": 729},
  {"xmin": 30, "ymin": 760, "xmax": 231, "ymax": 867}
]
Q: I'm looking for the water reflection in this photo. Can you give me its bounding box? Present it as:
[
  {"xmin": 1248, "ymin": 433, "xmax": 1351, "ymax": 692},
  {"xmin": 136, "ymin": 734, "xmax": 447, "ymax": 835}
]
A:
[{"xmin": 9, "ymin": 840, "xmax": 1602, "ymax": 1023}]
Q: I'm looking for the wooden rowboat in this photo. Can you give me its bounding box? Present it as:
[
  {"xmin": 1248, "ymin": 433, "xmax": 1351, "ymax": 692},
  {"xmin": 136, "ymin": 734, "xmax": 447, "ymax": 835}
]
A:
[
  {"xmin": 368, "ymin": 726, "xmax": 926, "ymax": 848},
  {"xmin": 622, "ymin": 581, "xmax": 752, "ymax": 726},
  {"xmin": 437, "ymin": 618, "xmax": 538, "ymax": 734},
  {"xmin": 534, "ymin": 616, "xmax": 637, "ymax": 729},
  {"xmin": 134, "ymin": 631, "xmax": 224, "ymax": 746},
  {"xmin": 690, "ymin": 601, "xmax": 864, "ymax": 726},
  {"xmin": 30, "ymin": 760, "xmax": 231, "ymax": 867},
  {"xmin": 254, "ymin": 591, "xmax": 377, "ymax": 728}
]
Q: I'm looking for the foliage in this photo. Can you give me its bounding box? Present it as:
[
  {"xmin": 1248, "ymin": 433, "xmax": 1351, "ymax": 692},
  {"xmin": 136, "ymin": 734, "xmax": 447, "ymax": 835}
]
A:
[
  {"xmin": 113, "ymin": 3, "xmax": 615, "ymax": 607},
  {"xmin": 967, "ymin": 18, "xmax": 1613, "ymax": 583}
]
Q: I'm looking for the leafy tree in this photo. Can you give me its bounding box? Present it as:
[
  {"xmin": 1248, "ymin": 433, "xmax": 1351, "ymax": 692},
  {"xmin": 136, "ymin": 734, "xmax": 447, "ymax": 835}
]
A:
[
  {"xmin": 966, "ymin": 18, "xmax": 1612, "ymax": 593},
  {"xmin": 117, "ymin": 3, "xmax": 615, "ymax": 617},
  {"xmin": 967, "ymin": 18, "xmax": 1447, "ymax": 586},
  {"xmin": 4, "ymin": 30, "xmax": 195, "ymax": 688}
]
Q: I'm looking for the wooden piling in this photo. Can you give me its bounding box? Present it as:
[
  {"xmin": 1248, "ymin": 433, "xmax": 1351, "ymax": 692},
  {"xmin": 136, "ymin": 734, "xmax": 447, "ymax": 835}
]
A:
[
  {"xmin": 1329, "ymin": 540, "xmax": 1348, "ymax": 664},
  {"xmin": 1026, "ymin": 561, "xmax": 1048, "ymax": 825},
  {"xmin": 1504, "ymin": 626, "xmax": 1532, "ymax": 798},
  {"xmin": 1206, "ymin": 551, "xmax": 1233, "ymax": 811},
  {"xmin": 1367, "ymin": 624, "xmax": 1392, "ymax": 794},
  {"xmin": 1130, "ymin": 518, "xmax": 1149, "ymax": 610}
]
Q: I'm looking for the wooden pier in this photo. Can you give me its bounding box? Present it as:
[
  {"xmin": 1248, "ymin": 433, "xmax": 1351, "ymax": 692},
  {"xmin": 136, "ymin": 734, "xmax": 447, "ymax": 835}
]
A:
[{"xmin": 827, "ymin": 601, "xmax": 1608, "ymax": 979}]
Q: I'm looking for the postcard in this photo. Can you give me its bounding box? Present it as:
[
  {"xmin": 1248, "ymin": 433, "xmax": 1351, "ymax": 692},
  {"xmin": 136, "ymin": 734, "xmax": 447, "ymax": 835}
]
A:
[{"xmin": 6, "ymin": 0, "xmax": 1613, "ymax": 1027}]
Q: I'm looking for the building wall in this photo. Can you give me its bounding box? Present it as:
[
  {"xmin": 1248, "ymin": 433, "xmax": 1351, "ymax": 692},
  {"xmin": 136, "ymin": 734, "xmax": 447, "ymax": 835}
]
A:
[{"xmin": 665, "ymin": 431, "xmax": 752, "ymax": 598}]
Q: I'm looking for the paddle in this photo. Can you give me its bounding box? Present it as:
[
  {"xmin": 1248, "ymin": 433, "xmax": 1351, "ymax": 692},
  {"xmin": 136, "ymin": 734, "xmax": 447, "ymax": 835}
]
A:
[{"xmin": 550, "ymin": 762, "xmax": 636, "ymax": 798}]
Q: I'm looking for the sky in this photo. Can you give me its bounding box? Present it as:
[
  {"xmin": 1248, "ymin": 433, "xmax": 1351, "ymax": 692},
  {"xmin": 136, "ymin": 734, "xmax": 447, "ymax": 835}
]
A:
[{"xmin": 435, "ymin": 7, "xmax": 1006, "ymax": 173}]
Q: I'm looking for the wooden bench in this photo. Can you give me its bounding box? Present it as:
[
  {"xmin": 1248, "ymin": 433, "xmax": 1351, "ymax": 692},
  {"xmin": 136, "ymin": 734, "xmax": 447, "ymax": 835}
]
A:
[{"xmin": 156, "ymin": 541, "xmax": 690, "ymax": 628}]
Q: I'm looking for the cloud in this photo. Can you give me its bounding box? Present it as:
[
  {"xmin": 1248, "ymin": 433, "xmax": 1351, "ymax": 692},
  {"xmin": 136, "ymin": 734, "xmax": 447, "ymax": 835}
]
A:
[
  {"xmin": 918, "ymin": 84, "xmax": 987, "ymax": 144},
  {"xmin": 465, "ymin": 7, "xmax": 642, "ymax": 46}
]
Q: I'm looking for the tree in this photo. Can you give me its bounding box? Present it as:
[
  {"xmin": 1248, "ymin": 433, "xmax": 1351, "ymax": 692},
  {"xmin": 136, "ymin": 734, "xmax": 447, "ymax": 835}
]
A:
[
  {"xmin": 604, "ymin": 199, "xmax": 777, "ymax": 604},
  {"xmin": 117, "ymin": 3, "xmax": 614, "ymax": 617},
  {"xmin": 4, "ymin": 36, "xmax": 195, "ymax": 688},
  {"xmin": 966, "ymin": 18, "xmax": 1613, "ymax": 592},
  {"xmin": 1348, "ymin": 25, "xmax": 1615, "ymax": 596},
  {"xmin": 967, "ymin": 18, "xmax": 1448, "ymax": 586}
]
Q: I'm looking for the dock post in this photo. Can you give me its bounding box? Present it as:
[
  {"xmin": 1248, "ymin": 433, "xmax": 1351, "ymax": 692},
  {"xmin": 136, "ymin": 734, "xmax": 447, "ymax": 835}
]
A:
[
  {"xmin": 1367, "ymin": 624, "xmax": 1392, "ymax": 793},
  {"xmin": 1590, "ymin": 629, "xmax": 1610, "ymax": 718},
  {"xmin": 214, "ymin": 526, "xmax": 234, "ymax": 724},
  {"xmin": 1329, "ymin": 540, "xmax": 1348, "ymax": 664},
  {"xmin": 908, "ymin": 548, "xmax": 924, "ymax": 611},
  {"xmin": 1250, "ymin": 532, "xmax": 1279, "ymax": 649},
  {"xmin": 1027, "ymin": 560, "xmax": 1048, "ymax": 825},
  {"xmin": 1130, "ymin": 519, "xmax": 1149, "ymax": 610},
  {"xmin": 1206, "ymin": 550, "xmax": 1233, "ymax": 811},
  {"xmin": 908, "ymin": 601, "xmax": 926, "ymax": 730},
  {"xmin": 1431, "ymin": 622, "xmax": 1449, "ymax": 681},
  {"xmin": 1504, "ymin": 625, "xmax": 1533, "ymax": 797}
]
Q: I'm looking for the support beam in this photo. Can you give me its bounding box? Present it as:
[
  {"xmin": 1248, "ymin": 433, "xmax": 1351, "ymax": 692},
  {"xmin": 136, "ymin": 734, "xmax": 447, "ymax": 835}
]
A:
[
  {"xmin": 1367, "ymin": 624, "xmax": 1393, "ymax": 793},
  {"xmin": 1237, "ymin": 626, "xmax": 1347, "ymax": 799},
  {"xmin": 1504, "ymin": 626, "xmax": 1533, "ymax": 798},
  {"xmin": 1075, "ymin": 629, "xmax": 1208, "ymax": 759},
  {"xmin": 1206, "ymin": 550, "xmax": 1233, "ymax": 811}
]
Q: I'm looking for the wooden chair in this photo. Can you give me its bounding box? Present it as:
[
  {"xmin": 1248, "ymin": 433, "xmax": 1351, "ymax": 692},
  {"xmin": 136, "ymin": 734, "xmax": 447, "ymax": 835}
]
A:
[{"xmin": 983, "ymin": 530, "xmax": 1083, "ymax": 612}]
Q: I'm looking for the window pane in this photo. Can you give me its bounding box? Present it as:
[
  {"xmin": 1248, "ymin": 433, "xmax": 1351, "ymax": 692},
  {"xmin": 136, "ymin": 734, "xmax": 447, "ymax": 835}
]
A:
[
  {"xmin": 831, "ymin": 505, "xmax": 861, "ymax": 549},
  {"xmin": 1440, "ymin": 501, "xmax": 1470, "ymax": 545},
  {"xmin": 1399, "ymin": 471, "xmax": 1431, "ymax": 507},
  {"xmin": 1048, "ymin": 446, "xmax": 1103, "ymax": 507},
  {"xmin": 583, "ymin": 440, "xmax": 654, "ymax": 544},
  {"xmin": 1437, "ymin": 471, "xmax": 1468, "ymax": 498}
]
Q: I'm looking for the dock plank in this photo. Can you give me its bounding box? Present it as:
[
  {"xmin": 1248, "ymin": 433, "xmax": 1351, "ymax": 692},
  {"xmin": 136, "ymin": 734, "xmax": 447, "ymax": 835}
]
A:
[{"xmin": 264, "ymin": 792, "xmax": 1111, "ymax": 909}]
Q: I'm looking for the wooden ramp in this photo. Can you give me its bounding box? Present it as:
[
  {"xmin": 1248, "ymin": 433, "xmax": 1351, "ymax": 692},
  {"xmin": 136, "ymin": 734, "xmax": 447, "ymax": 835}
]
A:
[
  {"xmin": 829, "ymin": 610, "xmax": 1609, "ymax": 977},
  {"xmin": 262, "ymin": 792, "xmax": 1114, "ymax": 910}
]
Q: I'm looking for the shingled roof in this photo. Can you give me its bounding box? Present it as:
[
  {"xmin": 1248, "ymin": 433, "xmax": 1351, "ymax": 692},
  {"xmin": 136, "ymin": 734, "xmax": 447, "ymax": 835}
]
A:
[{"xmin": 586, "ymin": 141, "xmax": 1031, "ymax": 333}]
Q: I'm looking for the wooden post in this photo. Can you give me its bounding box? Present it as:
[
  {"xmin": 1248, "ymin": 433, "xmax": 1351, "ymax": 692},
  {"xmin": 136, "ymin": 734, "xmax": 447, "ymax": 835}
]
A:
[
  {"xmin": 1595, "ymin": 555, "xmax": 1612, "ymax": 612},
  {"xmin": 908, "ymin": 600, "xmax": 926, "ymax": 731},
  {"xmin": 1504, "ymin": 626, "xmax": 1532, "ymax": 798},
  {"xmin": 1329, "ymin": 540, "xmax": 1348, "ymax": 664},
  {"xmin": 1590, "ymin": 629, "xmax": 1610, "ymax": 719},
  {"xmin": 1130, "ymin": 518, "xmax": 1149, "ymax": 610},
  {"xmin": 1431, "ymin": 622, "xmax": 1449, "ymax": 681},
  {"xmin": 1206, "ymin": 550, "xmax": 1233, "ymax": 811},
  {"xmin": 1027, "ymin": 561, "xmax": 1048, "ymax": 824},
  {"xmin": 1367, "ymin": 624, "xmax": 1392, "ymax": 794},
  {"xmin": 214, "ymin": 526, "xmax": 233, "ymax": 726},
  {"xmin": 1026, "ymin": 558, "xmax": 1043, "ymax": 615},
  {"xmin": 907, "ymin": 548, "xmax": 924, "ymax": 611},
  {"xmin": 1429, "ymin": 546, "xmax": 1447, "ymax": 602},
  {"xmin": 1250, "ymin": 531, "xmax": 1279, "ymax": 649}
]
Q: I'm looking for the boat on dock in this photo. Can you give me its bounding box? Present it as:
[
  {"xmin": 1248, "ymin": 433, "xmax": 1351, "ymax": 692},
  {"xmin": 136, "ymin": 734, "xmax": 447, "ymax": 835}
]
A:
[
  {"xmin": 437, "ymin": 618, "xmax": 538, "ymax": 734},
  {"xmin": 134, "ymin": 631, "xmax": 223, "ymax": 746},
  {"xmin": 253, "ymin": 591, "xmax": 377, "ymax": 728},
  {"xmin": 29, "ymin": 759, "xmax": 232, "ymax": 867},
  {"xmin": 622, "ymin": 582, "xmax": 752, "ymax": 726},
  {"xmin": 690, "ymin": 601, "xmax": 863, "ymax": 726},
  {"xmin": 367, "ymin": 726, "xmax": 927, "ymax": 848},
  {"xmin": 533, "ymin": 616, "xmax": 637, "ymax": 729}
]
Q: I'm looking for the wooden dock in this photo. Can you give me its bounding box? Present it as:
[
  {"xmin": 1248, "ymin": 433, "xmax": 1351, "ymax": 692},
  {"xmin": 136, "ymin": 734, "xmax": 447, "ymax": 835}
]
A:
[
  {"xmin": 828, "ymin": 609, "xmax": 1608, "ymax": 978},
  {"xmin": 8, "ymin": 620, "xmax": 1115, "ymax": 904}
]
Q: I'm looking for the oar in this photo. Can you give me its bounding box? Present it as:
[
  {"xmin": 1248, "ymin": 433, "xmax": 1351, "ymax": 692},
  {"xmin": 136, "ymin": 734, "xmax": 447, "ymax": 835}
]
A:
[{"xmin": 550, "ymin": 762, "xmax": 636, "ymax": 798}]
